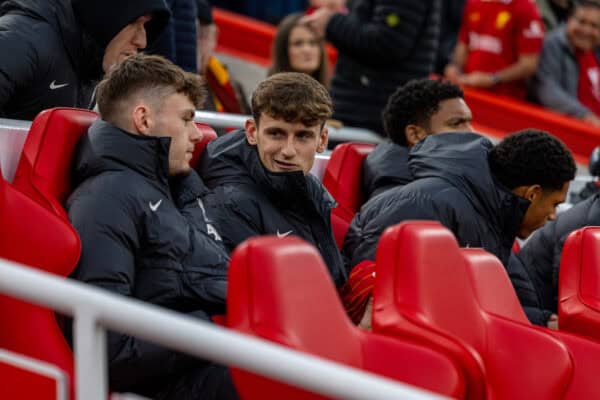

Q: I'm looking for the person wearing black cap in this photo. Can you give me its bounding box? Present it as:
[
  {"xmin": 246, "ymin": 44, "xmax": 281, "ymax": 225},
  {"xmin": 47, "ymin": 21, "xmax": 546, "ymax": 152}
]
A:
[{"xmin": 0, "ymin": 0, "xmax": 170, "ymax": 120}]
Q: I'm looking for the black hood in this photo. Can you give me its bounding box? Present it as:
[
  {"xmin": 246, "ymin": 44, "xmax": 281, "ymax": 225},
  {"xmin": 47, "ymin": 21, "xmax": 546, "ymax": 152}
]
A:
[
  {"xmin": 200, "ymin": 130, "xmax": 335, "ymax": 213},
  {"xmin": 363, "ymin": 142, "xmax": 412, "ymax": 199},
  {"xmin": 0, "ymin": 0, "xmax": 88, "ymax": 75},
  {"xmin": 409, "ymin": 132, "xmax": 530, "ymax": 239},
  {"xmin": 73, "ymin": 119, "xmax": 171, "ymax": 190}
]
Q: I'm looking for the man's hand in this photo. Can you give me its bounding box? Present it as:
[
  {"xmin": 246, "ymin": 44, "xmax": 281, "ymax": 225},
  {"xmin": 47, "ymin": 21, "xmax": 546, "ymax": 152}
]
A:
[
  {"xmin": 459, "ymin": 72, "xmax": 496, "ymax": 88},
  {"xmin": 300, "ymin": 7, "xmax": 336, "ymax": 39},
  {"xmin": 583, "ymin": 113, "xmax": 600, "ymax": 127},
  {"xmin": 358, "ymin": 297, "xmax": 373, "ymax": 331},
  {"xmin": 547, "ymin": 313, "xmax": 559, "ymax": 330},
  {"xmin": 444, "ymin": 64, "xmax": 462, "ymax": 84}
]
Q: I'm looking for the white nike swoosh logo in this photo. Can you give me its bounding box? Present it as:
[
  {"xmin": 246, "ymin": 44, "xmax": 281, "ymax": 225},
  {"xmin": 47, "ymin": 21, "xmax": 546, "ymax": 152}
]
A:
[
  {"xmin": 276, "ymin": 230, "xmax": 293, "ymax": 238},
  {"xmin": 149, "ymin": 199, "xmax": 162, "ymax": 212},
  {"xmin": 49, "ymin": 80, "xmax": 69, "ymax": 90}
]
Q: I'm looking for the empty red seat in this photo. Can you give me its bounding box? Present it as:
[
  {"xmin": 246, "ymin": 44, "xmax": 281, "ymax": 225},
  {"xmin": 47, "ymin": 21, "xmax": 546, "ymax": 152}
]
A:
[
  {"xmin": 558, "ymin": 227, "xmax": 600, "ymax": 341},
  {"xmin": 322, "ymin": 143, "xmax": 374, "ymax": 247},
  {"xmin": 227, "ymin": 236, "xmax": 465, "ymax": 399},
  {"xmin": 463, "ymin": 247, "xmax": 600, "ymax": 400},
  {"xmin": 373, "ymin": 221, "xmax": 573, "ymax": 399},
  {"xmin": 0, "ymin": 170, "xmax": 79, "ymax": 399}
]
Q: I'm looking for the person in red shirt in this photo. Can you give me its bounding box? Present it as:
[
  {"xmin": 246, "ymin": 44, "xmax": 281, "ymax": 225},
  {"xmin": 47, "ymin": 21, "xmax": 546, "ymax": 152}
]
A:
[{"xmin": 445, "ymin": 0, "xmax": 544, "ymax": 99}]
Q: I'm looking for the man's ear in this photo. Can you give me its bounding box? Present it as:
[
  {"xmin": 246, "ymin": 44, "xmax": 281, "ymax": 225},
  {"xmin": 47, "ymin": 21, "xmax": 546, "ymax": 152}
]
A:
[
  {"xmin": 132, "ymin": 104, "xmax": 152, "ymax": 136},
  {"xmin": 514, "ymin": 184, "xmax": 542, "ymax": 202},
  {"xmin": 317, "ymin": 126, "xmax": 329, "ymax": 153},
  {"xmin": 245, "ymin": 118, "xmax": 258, "ymax": 145},
  {"xmin": 405, "ymin": 124, "xmax": 427, "ymax": 146}
]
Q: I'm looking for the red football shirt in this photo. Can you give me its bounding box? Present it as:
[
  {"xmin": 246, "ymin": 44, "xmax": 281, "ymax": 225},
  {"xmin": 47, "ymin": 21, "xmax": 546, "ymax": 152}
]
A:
[
  {"xmin": 577, "ymin": 50, "xmax": 600, "ymax": 116},
  {"xmin": 458, "ymin": 0, "xmax": 544, "ymax": 99}
]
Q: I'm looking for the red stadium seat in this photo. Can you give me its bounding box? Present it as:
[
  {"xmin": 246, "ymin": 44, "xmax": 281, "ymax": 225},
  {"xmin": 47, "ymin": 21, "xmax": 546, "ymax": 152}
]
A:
[
  {"xmin": 322, "ymin": 143, "xmax": 374, "ymax": 247},
  {"xmin": 558, "ymin": 227, "xmax": 600, "ymax": 341},
  {"xmin": 373, "ymin": 221, "xmax": 573, "ymax": 399},
  {"xmin": 0, "ymin": 349, "xmax": 68, "ymax": 400},
  {"xmin": 0, "ymin": 171, "xmax": 79, "ymax": 399},
  {"xmin": 12, "ymin": 108, "xmax": 98, "ymax": 219},
  {"xmin": 463, "ymin": 247, "xmax": 600, "ymax": 400},
  {"xmin": 190, "ymin": 123, "xmax": 218, "ymax": 170},
  {"xmin": 227, "ymin": 236, "xmax": 465, "ymax": 400}
]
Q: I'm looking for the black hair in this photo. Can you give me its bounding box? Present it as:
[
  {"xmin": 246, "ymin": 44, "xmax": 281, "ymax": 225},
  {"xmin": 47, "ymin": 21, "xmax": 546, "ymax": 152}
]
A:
[
  {"xmin": 569, "ymin": 0, "xmax": 600, "ymax": 17},
  {"xmin": 489, "ymin": 129, "xmax": 576, "ymax": 191},
  {"xmin": 382, "ymin": 79, "xmax": 464, "ymax": 146}
]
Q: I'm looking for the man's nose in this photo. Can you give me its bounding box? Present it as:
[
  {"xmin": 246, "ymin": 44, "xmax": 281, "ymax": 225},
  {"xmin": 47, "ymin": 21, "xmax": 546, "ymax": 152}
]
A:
[
  {"xmin": 191, "ymin": 123, "xmax": 203, "ymax": 143},
  {"xmin": 281, "ymin": 137, "xmax": 297, "ymax": 157}
]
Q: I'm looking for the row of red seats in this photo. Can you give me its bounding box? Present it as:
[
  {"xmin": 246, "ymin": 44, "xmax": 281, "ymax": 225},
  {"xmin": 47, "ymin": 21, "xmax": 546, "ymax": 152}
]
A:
[{"xmin": 2, "ymin": 108, "xmax": 600, "ymax": 398}]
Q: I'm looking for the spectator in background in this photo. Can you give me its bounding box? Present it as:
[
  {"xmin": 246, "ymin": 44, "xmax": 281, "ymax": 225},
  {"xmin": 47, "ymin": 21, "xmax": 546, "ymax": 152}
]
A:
[
  {"xmin": 199, "ymin": 72, "xmax": 346, "ymax": 288},
  {"xmin": 302, "ymin": 0, "xmax": 441, "ymax": 136},
  {"xmin": 269, "ymin": 12, "xmax": 330, "ymax": 87},
  {"xmin": 197, "ymin": 0, "xmax": 250, "ymax": 120},
  {"xmin": 445, "ymin": 0, "xmax": 544, "ymax": 100},
  {"xmin": 68, "ymin": 54, "xmax": 237, "ymax": 399},
  {"xmin": 435, "ymin": 0, "xmax": 467, "ymax": 74},
  {"xmin": 507, "ymin": 193, "xmax": 600, "ymax": 329},
  {"xmin": 536, "ymin": 0, "xmax": 573, "ymax": 31},
  {"xmin": 363, "ymin": 79, "xmax": 473, "ymax": 200},
  {"xmin": 306, "ymin": 0, "xmax": 348, "ymax": 15},
  {"xmin": 530, "ymin": 1, "xmax": 600, "ymax": 126},
  {"xmin": 148, "ymin": 0, "xmax": 198, "ymax": 72},
  {"xmin": 0, "ymin": 0, "xmax": 170, "ymax": 120}
]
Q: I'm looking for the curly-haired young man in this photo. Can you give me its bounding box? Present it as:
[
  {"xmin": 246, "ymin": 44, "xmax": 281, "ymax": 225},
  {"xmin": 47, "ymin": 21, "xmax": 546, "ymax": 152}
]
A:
[
  {"xmin": 363, "ymin": 78, "xmax": 473, "ymax": 199},
  {"xmin": 345, "ymin": 129, "xmax": 576, "ymax": 270},
  {"xmin": 199, "ymin": 72, "xmax": 346, "ymax": 287}
]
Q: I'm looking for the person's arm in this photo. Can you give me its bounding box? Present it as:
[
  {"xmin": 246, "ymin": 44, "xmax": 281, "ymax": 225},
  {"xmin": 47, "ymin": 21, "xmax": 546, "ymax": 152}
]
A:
[
  {"xmin": 444, "ymin": 42, "xmax": 468, "ymax": 83},
  {"xmin": 532, "ymin": 38, "xmax": 591, "ymax": 118},
  {"xmin": 69, "ymin": 192, "xmax": 204, "ymax": 389},
  {"xmin": 200, "ymin": 188, "xmax": 263, "ymax": 253},
  {"xmin": 0, "ymin": 28, "xmax": 38, "ymax": 115},
  {"xmin": 303, "ymin": 0, "xmax": 438, "ymax": 66},
  {"xmin": 460, "ymin": 53, "xmax": 540, "ymax": 88}
]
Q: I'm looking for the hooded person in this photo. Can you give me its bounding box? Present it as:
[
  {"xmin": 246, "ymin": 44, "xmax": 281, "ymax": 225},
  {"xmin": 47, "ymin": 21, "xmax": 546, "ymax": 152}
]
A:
[{"xmin": 0, "ymin": 0, "xmax": 170, "ymax": 120}]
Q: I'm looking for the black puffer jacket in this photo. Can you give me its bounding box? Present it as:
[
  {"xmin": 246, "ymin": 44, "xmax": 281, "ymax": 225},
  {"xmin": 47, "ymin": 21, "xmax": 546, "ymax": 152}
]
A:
[
  {"xmin": 344, "ymin": 133, "xmax": 530, "ymax": 271},
  {"xmin": 68, "ymin": 120, "xmax": 230, "ymax": 394},
  {"xmin": 507, "ymin": 195, "xmax": 600, "ymax": 326},
  {"xmin": 327, "ymin": 0, "xmax": 441, "ymax": 135},
  {"xmin": 0, "ymin": 0, "xmax": 169, "ymax": 120},
  {"xmin": 199, "ymin": 130, "xmax": 347, "ymax": 287},
  {"xmin": 362, "ymin": 141, "xmax": 412, "ymax": 200}
]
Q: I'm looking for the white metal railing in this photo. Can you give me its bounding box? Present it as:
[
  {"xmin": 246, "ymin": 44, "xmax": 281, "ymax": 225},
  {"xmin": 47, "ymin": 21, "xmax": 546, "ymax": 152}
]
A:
[{"xmin": 0, "ymin": 257, "xmax": 447, "ymax": 400}]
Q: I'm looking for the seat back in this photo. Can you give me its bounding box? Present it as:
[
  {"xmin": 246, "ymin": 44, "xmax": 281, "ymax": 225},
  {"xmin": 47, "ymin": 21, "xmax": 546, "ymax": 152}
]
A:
[
  {"xmin": 12, "ymin": 108, "xmax": 98, "ymax": 219},
  {"xmin": 559, "ymin": 227, "xmax": 600, "ymax": 341},
  {"xmin": 0, "ymin": 171, "xmax": 78, "ymax": 399},
  {"xmin": 190, "ymin": 123, "xmax": 218, "ymax": 170},
  {"xmin": 460, "ymin": 248, "xmax": 530, "ymax": 323},
  {"xmin": 322, "ymin": 143, "xmax": 374, "ymax": 247},
  {"xmin": 463, "ymin": 247, "xmax": 600, "ymax": 400},
  {"xmin": 373, "ymin": 221, "xmax": 572, "ymax": 400},
  {"xmin": 227, "ymin": 236, "xmax": 464, "ymax": 399}
]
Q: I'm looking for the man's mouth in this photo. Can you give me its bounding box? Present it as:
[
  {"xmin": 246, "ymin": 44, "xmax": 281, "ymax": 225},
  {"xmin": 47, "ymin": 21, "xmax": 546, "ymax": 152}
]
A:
[{"xmin": 274, "ymin": 160, "xmax": 299, "ymax": 170}]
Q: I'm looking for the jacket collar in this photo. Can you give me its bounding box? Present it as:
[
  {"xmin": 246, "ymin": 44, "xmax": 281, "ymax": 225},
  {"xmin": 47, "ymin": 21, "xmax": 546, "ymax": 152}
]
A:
[{"xmin": 73, "ymin": 119, "xmax": 171, "ymax": 189}]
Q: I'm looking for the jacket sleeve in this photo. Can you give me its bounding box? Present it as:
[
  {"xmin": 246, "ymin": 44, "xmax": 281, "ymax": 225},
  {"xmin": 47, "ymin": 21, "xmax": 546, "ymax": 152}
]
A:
[
  {"xmin": 506, "ymin": 252, "xmax": 551, "ymax": 325},
  {"xmin": 0, "ymin": 28, "xmax": 37, "ymax": 115},
  {"xmin": 531, "ymin": 35, "xmax": 590, "ymax": 118},
  {"xmin": 69, "ymin": 191, "xmax": 206, "ymax": 390},
  {"xmin": 325, "ymin": 0, "xmax": 436, "ymax": 66},
  {"xmin": 201, "ymin": 188, "xmax": 263, "ymax": 253}
]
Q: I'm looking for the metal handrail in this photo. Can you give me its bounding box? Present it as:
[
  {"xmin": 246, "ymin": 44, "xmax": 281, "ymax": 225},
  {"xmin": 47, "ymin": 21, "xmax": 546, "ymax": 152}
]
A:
[{"xmin": 0, "ymin": 257, "xmax": 446, "ymax": 400}]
